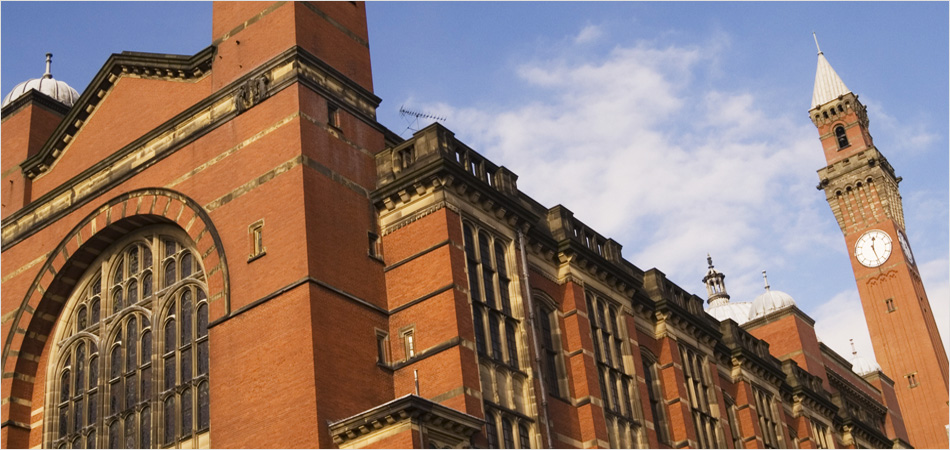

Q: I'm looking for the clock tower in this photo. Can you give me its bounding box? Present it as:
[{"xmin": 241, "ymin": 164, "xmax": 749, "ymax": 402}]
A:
[{"xmin": 811, "ymin": 44, "xmax": 949, "ymax": 449}]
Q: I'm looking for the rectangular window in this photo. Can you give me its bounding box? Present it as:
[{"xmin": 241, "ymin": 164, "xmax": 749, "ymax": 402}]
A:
[
  {"xmin": 248, "ymin": 220, "xmax": 265, "ymax": 261},
  {"xmin": 643, "ymin": 356, "xmax": 670, "ymax": 445},
  {"xmin": 368, "ymin": 232, "xmax": 381, "ymax": 259},
  {"xmin": 403, "ymin": 330, "xmax": 415, "ymax": 359},
  {"xmin": 327, "ymin": 103, "xmax": 341, "ymax": 129},
  {"xmin": 885, "ymin": 298, "xmax": 895, "ymax": 312},
  {"xmin": 375, "ymin": 331, "xmax": 389, "ymax": 364},
  {"xmin": 906, "ymin": 372, "xmax": 919, "ymax": 388},
  {"xmin": 538, "ymin": 304, "xmax": 561, "ymax": 398}
]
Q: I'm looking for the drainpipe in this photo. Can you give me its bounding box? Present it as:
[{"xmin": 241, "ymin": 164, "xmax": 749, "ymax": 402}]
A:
[{"xmin": 518, "ymin": 230, "xmax": 553, "ymax": 448}]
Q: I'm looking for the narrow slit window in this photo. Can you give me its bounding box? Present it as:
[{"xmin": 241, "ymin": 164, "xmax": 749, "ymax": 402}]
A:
[{"xmin": 248, "ymin": 220, "xmax": 265, "ymax": 260}]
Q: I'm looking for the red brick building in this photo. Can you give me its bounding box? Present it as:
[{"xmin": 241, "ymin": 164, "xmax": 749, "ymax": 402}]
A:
[{"xmin": 0, "ymin": 3, "xmax": 931, "ymax": 449}]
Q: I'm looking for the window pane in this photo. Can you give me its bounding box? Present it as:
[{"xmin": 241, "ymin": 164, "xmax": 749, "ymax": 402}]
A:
[
  {"xmin": 502, "ymin": 419, "xmax": 514, "ymax": 449},
  {"xmin": 506, "ymin": 322, "xmax": 518, "ymax": 367},
  {"xmin": 128, "ymin": 283, "xmax": 138, "ymax": 305},
  {"xmin": 197, "ymin": 340, "xmax": 209, "ymax": 376},
  {"xmin": 113, "ymin": 259, "xmax": 124, "ymax": 285},
  {"xmin": 78, "ymin": 307, "xmax": 88, "ymax": 330},
  {"xmin": 124, "ymin": 414, "xmax": 135, "ymax": 449},
  {"xmin": 164, "ymin": 263, "xmax": 176, "ymax": 288},
  {"xmin": 142, "ymin": 366, "xmax": 152, "ymax": 401},
  {"xmin": 91, "ymin": 299, "xmax": 100, "ymax": 325},
  {"xmin": 197, "ymin": 303, "xmax": 208, "ymax": 338},
  {"xmin": 141, "ymin": 331, "xmax": 152, "ymax": 366},
  {"xmin": 489, "ymin": 314, "xmax": 502, "ymax": 360},
  {"xmin": 74, "ymin": 397, "xmax": 84, "ymax": 432},
  {"xmin": 142, "ymin": 272, "xmax": 152, "ymax": 299},
  {"xmin": 468, "ymin": 262, "xmax": 481, "ymax": 302},
  {"xmin": 76, "ymin": 344, "xmax": 86, "ymax": 395},
  {"xmin": 109, "ymin": 420, "xmax": 119, "ymax": 449},
  {"xmin": 485, "ymin": 413, "xmax": 498, "ymax": 449},
  {"xmin": 129, "ymin": 247, "xmax": 139, "ymax": 275},
  {"xmin": 113, "ymin": 289, "xmax": 123, "ymax": 313},
  {"xmin": 110, "ymin": 380, "xmax": 121, "ymax": 416},
  {"xmin": 141, "ymin": 407, "xmax": 151, "ymax": 449},
  {"xmin": 198, "ymin": 381, "xmax": 209, "ymax": 430},
  {"xmin": 181, "ymin": 388, "xmax": 193, "ymax": 437},
  {"xmin": 88, "ymin": 392, "xmax": 98, "ymax": 424},
  {"xmin": 164, "ymin": 356, "xmax": 176, "ymax": 391},
  {"xmin": 164, "ymin": 319, "xmax": 176, "ymax": 354},
  {"xmin": 181, "ymin": 346, "xmax": 192, "ymax": 382},
  {"xmin": 59, "ymin": 405, "xmax": 68, "ymax": 438},
  {"xmin": 181, "ymin": 252, "xmax": 192, "ymax": 278},
  {"xmin": 126, "ymin": 319, "xmax": 137, "ymax": 370},
  {"xmin": 143, "ymin": 246, "xmax": 152, "ymax": 269},
  {"xmin": 519, "ymin": 424, "xmax": 530, "ymax": 449},
  {"xmin": 181, "ymin": 291, "xmax": 192, "ymax": 343},
  {"xmin": 163, "ymin": 397, "xmax": 175, "ymax": 445},
  {"xmin": 87, "ymin": 429, "xmax": 97, "ymax": 449},
  {"xmin": 125, "ymin": 373, "xmax": 137, "ymax": 409},
  {"xmin": 92, "ymin": 277, "xmax": 102, "ymax": 296},
  {"xmin": 472, "ymin": 307, "xmax": 487, "ymax": 355},
  {"xmin": 111, "ymin": 346, "xmax": 121, "ymax": 379},
  {"xmin": 164, "ymin": 240, "xmax": 177, "ymax": 258}
]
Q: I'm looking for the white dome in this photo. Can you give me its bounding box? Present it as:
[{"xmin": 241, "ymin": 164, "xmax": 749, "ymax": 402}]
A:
[
  {"xmin": 707, "ymin": 301, "xmax": 752, "ymax": 324},
  {"xmin": 749, "ymin": 289, "xmax": 796, "ymax": 320},
  {"xmin": 850, "ymin": 354, "xmax": 882, "ymax": 376},
  {"xmin": 2, "ymin": 54, "xmax": 79, "ymax": 108}
]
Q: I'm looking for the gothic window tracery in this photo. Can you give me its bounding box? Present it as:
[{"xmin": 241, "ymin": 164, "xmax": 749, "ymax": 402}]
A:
[
  {"xmin": 586, "ymin": 291, "xmax": 643, "ymax": 448},
  {"xmin": 48, "ymin": 227, "xmax": 210, "ymax": 449},
  {"xmin": 462, "ymin": 222, "xmax": 534, "ymax": 448}
]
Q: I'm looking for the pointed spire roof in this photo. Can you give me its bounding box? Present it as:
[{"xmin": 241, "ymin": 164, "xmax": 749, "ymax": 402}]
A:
[{"xmin": 811, "ymin": 34, "xmax": 851, "ymax": 109}]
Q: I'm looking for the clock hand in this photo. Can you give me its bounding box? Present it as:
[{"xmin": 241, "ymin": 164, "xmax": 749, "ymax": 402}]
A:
[{"xmin": 870, "ymin": 236, "xmax": 879, "ymax": 258}]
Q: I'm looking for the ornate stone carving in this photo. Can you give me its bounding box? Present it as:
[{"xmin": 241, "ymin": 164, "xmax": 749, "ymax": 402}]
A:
[{"xmin": 235, "ymin": 73, "xmax": 270, "ymax": 113}]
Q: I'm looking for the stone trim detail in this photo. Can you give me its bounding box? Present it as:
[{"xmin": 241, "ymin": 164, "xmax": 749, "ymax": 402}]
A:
[{"xmin": 328, "ymin": 394, "xmax": 483, "ymax": 448}]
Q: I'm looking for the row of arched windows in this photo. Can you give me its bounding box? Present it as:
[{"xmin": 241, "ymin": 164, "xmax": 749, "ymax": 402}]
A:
[{"xmin": 50, "ymin": 228, "xmax": 210, "ymax": 449}]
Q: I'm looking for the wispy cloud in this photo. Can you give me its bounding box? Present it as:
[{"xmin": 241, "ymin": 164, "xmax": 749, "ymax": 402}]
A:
[
  {"xmin": 400, "ymin": 31, "xmax": 947, "ymax": 361},
  {"xmin": 574, "ymin": 24, "xmax": 604, "ymax": 44}
]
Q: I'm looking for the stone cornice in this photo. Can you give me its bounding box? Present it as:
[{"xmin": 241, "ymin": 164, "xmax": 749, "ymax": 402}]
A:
[
  {"xmin": 2, "ymin": 46, "xmax": 385, "ymax": 249},
  {"xmin": 21, "ymin": 46, "xmax": 217, "ymax": 179},
  {"xmin": 327, "ymin": 394, "xmax": 483, "ymax": 447},
  {"xmin": 0, "ymin": 89, "xmax": 72, "ymax": 121}
]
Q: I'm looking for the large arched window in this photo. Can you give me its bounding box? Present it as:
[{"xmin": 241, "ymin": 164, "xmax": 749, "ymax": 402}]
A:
[{"xmin": 47, "ymin": 226, "xmax": 210, "ymax": 449}]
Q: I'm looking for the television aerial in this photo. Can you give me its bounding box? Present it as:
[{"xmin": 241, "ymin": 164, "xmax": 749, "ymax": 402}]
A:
[{"xmin": 399, "ymin": 106, "xmax": 446, "ymax": 136}]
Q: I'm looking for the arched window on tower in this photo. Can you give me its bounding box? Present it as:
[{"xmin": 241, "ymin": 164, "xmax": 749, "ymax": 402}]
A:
[
  {"xmin": 47, "ymin": 227, "xmax": 210, "ymax": 449},
  {"xmin": 835, "ymin": 126, "xmax": 850, "ymax": 149}
]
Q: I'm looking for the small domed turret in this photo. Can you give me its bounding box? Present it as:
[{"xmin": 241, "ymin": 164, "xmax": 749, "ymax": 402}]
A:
[
  {"xmin": 749, "ymin": 271, "xmax": 796, "ymax": 320},
  {"xmin": 2, "ymin": 53, "xmax": 79, "ymax": 108},
  {"xmin": 704, "ymin": 255, "xmax": 752, "ymax": 324},
  {"xmin": 848, "ymin": 339, "xmax": 881, "ymax": 376}
]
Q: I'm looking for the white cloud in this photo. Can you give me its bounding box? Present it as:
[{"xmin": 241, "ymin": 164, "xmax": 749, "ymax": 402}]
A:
[
  {"xmin": 398, "ymin": 30, "xmax": 946, "ymax": 366},
  {"xmin": 574, "ymin": 24, "xmax": 604, "ymax": 44},
  {"xmin": 812, "ymin": 289, "xmax": 877, "ymax": 363}
]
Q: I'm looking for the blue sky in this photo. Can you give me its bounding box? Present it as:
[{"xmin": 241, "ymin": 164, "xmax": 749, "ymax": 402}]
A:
[{"xmin": 3, "ymin": 2, "xmax": 947, "ymax": 363}]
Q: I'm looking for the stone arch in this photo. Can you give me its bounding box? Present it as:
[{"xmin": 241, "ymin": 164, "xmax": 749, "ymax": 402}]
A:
[{"xmin": 1, "ymin": 188, "xmax": 228, "ymax": 440}]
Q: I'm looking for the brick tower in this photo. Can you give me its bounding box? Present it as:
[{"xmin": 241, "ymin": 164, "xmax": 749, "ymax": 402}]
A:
[{"xmin": 811, "ymin": 44, "xmax": 949, "ymax": 449}]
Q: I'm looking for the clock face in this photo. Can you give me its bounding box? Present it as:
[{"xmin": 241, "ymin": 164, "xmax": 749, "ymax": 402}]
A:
[
  {"xmin": 897, "ymin": 230, "xmax": 915, "ymax": 266},
  {"xmin": 855, "ymin": 230, "xmax": 892, "ymax": 268}
]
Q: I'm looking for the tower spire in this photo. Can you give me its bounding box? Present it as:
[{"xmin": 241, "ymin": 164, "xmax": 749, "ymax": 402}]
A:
[
  {"xmin": 762, "ymin": 270, "xmax": 770, "ymax": 291},
  {"xmin": 811, "ymin": 46, "xmax": 851, "ymax": 109},
  {"xmin": 813, "ymin": 32, "xmax": 822, "ymax": 54}
]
